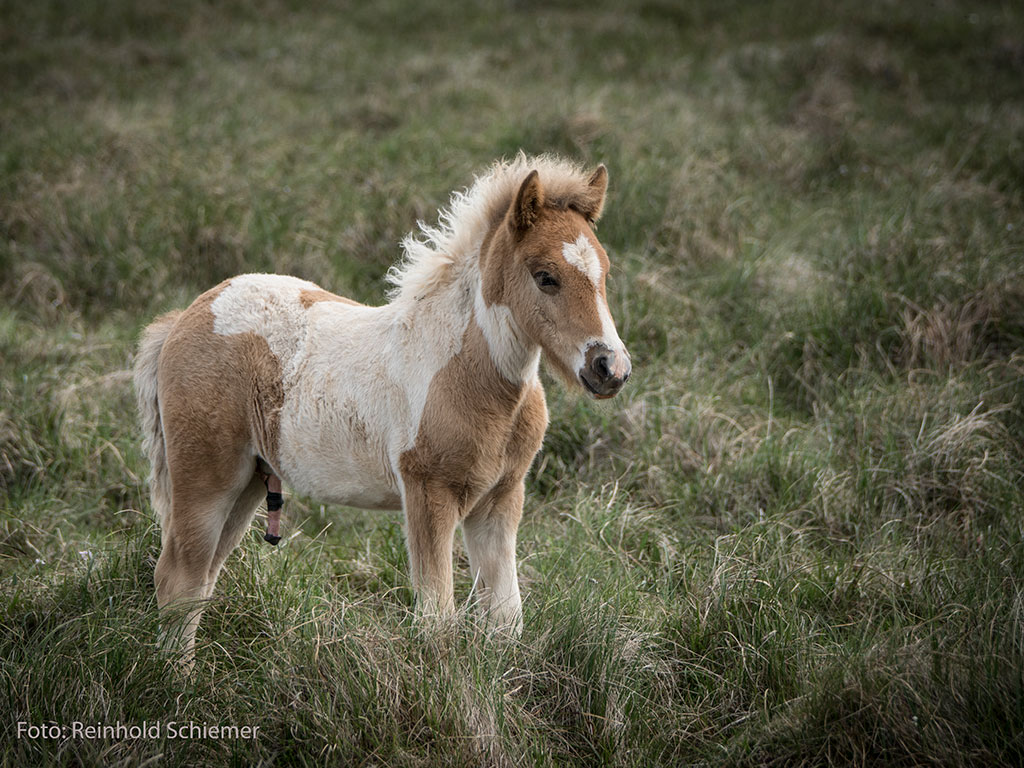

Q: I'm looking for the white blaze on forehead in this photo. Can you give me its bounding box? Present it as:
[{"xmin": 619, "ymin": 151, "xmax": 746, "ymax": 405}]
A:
[{"xmin": 561, "ymin": 233, "xmax": 603, "ymax": 286}]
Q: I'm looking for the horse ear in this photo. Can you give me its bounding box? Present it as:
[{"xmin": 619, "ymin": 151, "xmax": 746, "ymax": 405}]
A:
[
  {"xmin": 511, "ymin": 170, "xmax": 544, "ymax": 233},
  {"xmin": 578, "ymin": 164, "xmax": 608, "ymax": 223}
]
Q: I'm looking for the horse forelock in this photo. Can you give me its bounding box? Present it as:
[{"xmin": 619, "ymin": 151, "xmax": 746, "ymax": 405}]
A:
[{"xmin": 386, "ymin": 153, "xmax": 603, "ymax": 303}]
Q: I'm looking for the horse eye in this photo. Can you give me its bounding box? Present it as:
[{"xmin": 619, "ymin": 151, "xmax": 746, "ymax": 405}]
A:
[{"xmin": 533, "ymin": 271, "xmax": 560, "ymax": 293}]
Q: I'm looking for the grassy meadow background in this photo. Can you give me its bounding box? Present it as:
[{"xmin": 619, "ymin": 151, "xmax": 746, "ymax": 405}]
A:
[{"xmin": 3, "ymin": 0, "xmax": 1024, "ymax": 764}]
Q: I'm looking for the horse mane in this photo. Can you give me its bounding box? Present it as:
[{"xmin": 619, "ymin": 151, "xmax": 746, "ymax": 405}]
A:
[{"xmin": 386, "ymin": 153, "xmax": 600, "ymax": 302}]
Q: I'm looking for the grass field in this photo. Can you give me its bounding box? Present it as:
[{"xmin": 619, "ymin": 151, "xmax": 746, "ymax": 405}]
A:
[{"xmin": 2, "ymin": 1, "xmax": 1024, "ymax": 765}]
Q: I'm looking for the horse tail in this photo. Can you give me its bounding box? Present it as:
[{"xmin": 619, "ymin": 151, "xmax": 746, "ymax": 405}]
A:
[{"xmin": 134, "ymin": 310, "xmax": 182, "ymax": 530}]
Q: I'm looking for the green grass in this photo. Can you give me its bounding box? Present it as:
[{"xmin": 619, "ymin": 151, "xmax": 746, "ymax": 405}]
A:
[{"xmin": 3, "ymin": 0, "xmax": 1024, "ymax": 764}]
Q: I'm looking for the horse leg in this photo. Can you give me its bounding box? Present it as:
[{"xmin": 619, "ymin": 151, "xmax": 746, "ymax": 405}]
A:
[
  {"xmin": 403, "ymin": 482, "xmax": 459, "ymax": 622},
  {"xmin": 155, "ymin": 452, "xmax": 252, "ymax": 666},
  {"xmin": 462, "ymin": 481, "xmax": 523, "ymax": 635},
  {"xmin": 155, "ymin": 503, "xmax": 223, "ymax": 664},
  {"xmin": 207, "ymin": 473, "xmax": 266, "ymax": 588}
]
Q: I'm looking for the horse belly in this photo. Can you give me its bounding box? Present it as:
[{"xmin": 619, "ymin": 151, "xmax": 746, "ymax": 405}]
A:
[{"xmin": 276, "ymin": 395, "xmax": 402, "ymax": 511}]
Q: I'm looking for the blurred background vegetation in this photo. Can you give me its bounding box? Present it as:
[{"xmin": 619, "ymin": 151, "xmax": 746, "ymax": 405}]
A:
[{"xmin": 2, "ymin": 1, "xmax": 1023, "ymax": 765}]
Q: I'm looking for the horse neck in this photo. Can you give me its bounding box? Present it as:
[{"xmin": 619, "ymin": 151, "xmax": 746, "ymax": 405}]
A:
[
  {"xmin": 471, "ymin": 275, "xmax": 541, "ymax": 386},
  {"xmin": 397, "ymin": 255, "xmax": 540, "ymax": 391}
]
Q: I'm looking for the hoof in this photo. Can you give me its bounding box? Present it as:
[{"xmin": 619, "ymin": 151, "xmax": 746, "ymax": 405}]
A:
[{"xmin": 263, "ymin": 532, "xmax": 281, "ymax": 546}]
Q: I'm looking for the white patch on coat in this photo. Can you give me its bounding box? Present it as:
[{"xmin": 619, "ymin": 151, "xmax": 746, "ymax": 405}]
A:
[
  {"xmin": 561, "ymin": 234, "xmax": 603, "ymax": 286},
  {"xmin": 207, "ymin": 273, "xmax": 473, "ymax": 510},
  {"xmin": 210, "ymin": 273, "xmax": 319, "ymax": 379},
  {"xmin": 474, "ymin": 282, "xmax": 541, "ymax": 385},
  {"xmin": 596, "ymin": 294, "xmax": 624, "ymax": 353}
]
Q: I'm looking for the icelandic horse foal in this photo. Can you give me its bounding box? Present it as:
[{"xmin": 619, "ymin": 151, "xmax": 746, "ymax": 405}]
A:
[{"xmin": 135, "ymin": 155, "xmax": 631, "ymax": 659}]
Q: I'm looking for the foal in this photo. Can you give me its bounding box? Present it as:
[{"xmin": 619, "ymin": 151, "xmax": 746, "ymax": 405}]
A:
[{"xmin": 135, "ymin": 155, "xmax": 631, "ymax": 658}]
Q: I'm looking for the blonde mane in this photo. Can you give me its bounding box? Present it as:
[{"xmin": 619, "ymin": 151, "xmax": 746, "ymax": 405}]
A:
[{"xmin": 386, "ymin": 153, "xmax": 600, "ymax": 302}]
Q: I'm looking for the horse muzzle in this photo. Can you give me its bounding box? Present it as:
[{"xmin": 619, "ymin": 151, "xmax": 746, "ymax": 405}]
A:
[{"xmin": 579, "ymin": 344, "xmax": 631, "ymax": 399}]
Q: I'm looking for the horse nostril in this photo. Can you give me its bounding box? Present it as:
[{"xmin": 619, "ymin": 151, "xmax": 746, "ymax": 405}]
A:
[
  {"xmin": 594, "ymin": 355, "xmax": 610, "ymax": 380},
  {"xmin": 622, "ymin": 369, "xmax": 630, "ymax": 383}
]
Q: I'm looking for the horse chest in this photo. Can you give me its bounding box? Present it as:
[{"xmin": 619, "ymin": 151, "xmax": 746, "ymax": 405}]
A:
[
  {"xmin": 400, "ymin": 383, "xmax": 548, "ymax": 510},
  {"xmin": 455, "ymin": 420, "xmax": 525, "ymax": 493}
]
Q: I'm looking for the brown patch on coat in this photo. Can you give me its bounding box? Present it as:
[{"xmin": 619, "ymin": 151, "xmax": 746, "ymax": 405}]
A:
[
  {"xmin": 399, "ymin": 317, "xmax": 548, "ymax": 510},
  {"xmin": 157, "ymin": 281, "xmax": 286, "ymax": 508},
  {"xmin": 298, "ymin": 288, "xmax": 360, "ymax": 309},
  {"xmin": 398, "ymin": 316, "xmax": 547, "ymax": 607}
]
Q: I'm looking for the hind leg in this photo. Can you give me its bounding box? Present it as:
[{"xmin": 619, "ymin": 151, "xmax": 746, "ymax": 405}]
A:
[
  {"xmin": 207, "ymin": 474, "xmax": 266, "ymax": 587},
  {"xmin": 155, "ymin": 453, "xmax": 253, "ymax": 665},
  {"xmin": 156, "ymin": 494, "xmax": 241, "ymax": 664},
  {"xmin": 155, "ymin": 511, "xmax": 220, "ymax": 662}
]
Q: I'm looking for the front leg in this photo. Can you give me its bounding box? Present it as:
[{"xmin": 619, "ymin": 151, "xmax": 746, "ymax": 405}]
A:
[
  {"xmin": 462, "ymin": 480, "xmax": 524, "ymax": 635},
  {"xmin": 403, "ymin": 479, "xmax": 460, "ymax": 621}
]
